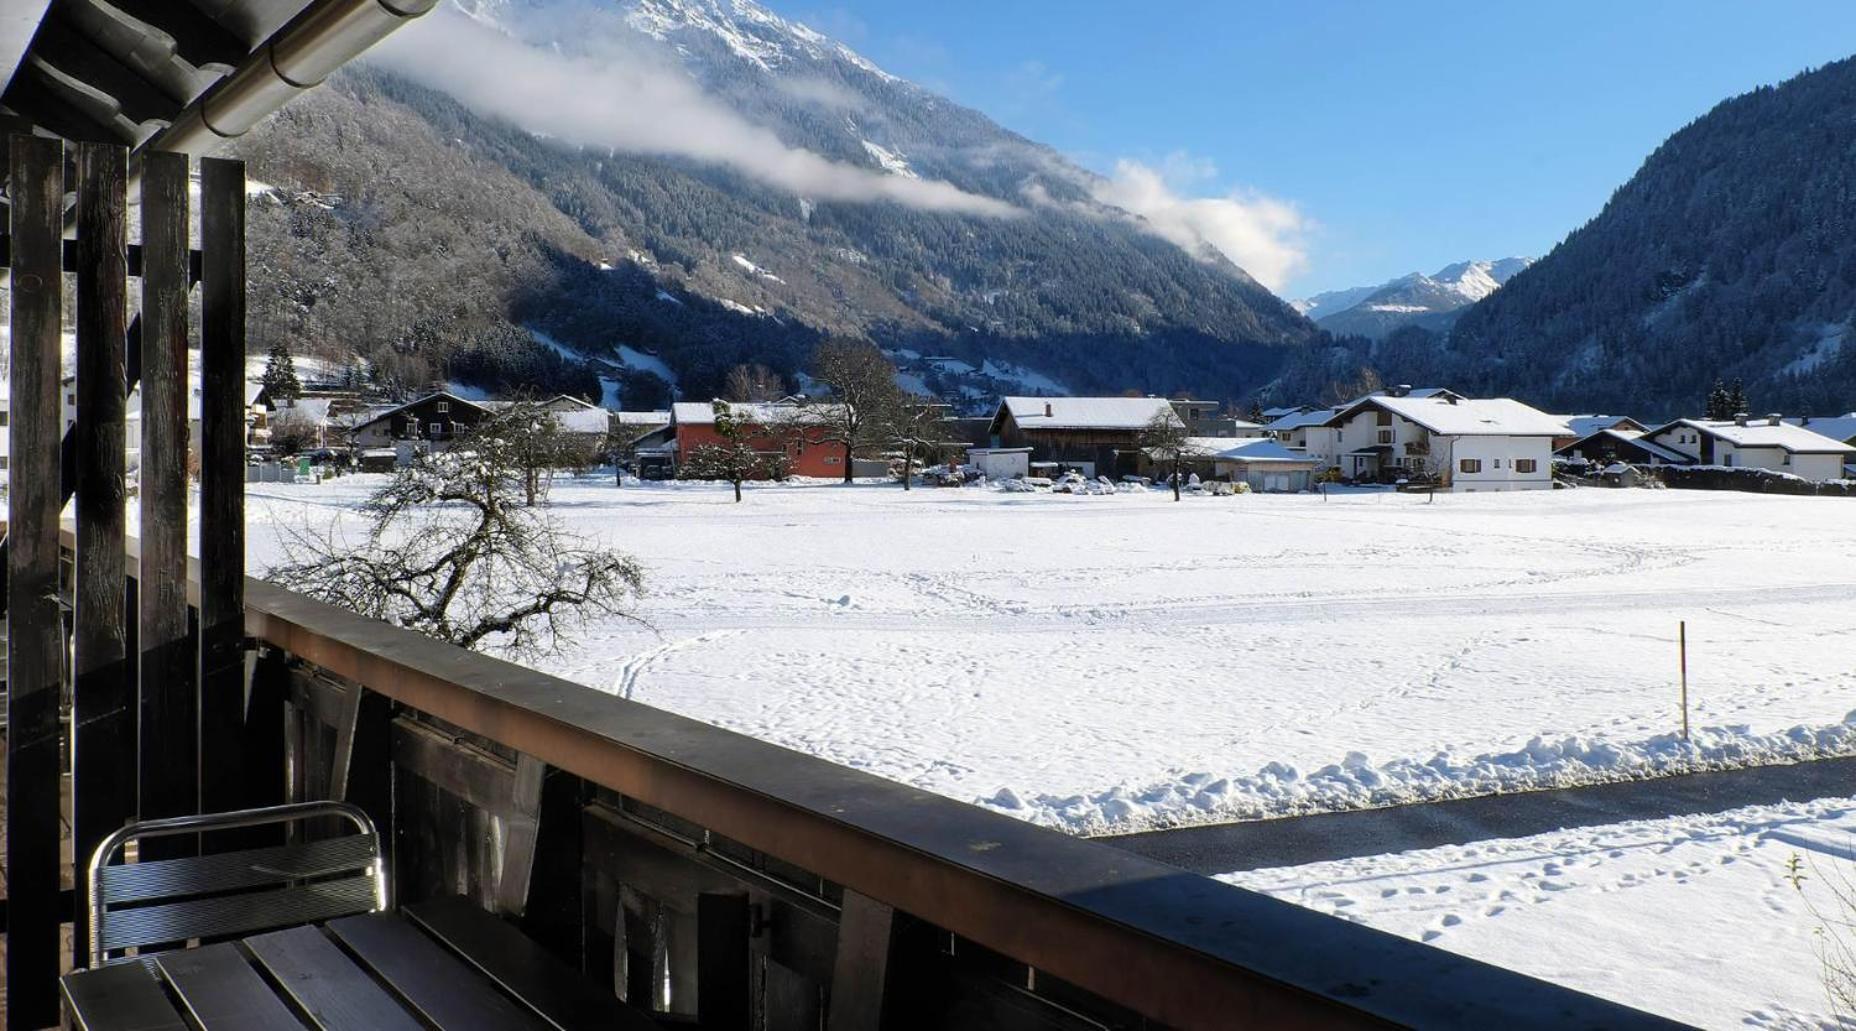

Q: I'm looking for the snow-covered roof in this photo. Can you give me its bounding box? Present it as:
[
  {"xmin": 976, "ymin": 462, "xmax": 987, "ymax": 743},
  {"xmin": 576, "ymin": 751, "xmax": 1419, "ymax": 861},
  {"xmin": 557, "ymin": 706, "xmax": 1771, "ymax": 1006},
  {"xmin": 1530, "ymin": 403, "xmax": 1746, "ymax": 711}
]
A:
[
  {"xmin": 1333, "ymin": 396, "xmax": 1570, "ymax": 437},
  {"xmin": 671, "ymin": 400, "xmax": 844, "ymax": 425},
  {"xmin": 1653, "ymin": 418, "xmax": 1856, "ymax": 454},
  {"xmin": 1341, "ymin": 386, "xmax": 1463, "ymax": 408},
  {"xmin": 1792, "ymin": 414, "xmax": 1856, "ymax": 445},
  {"xmin": 1202, "ymin": 437, "xmax": 1321, "ymax": 464},
  {"xmin": 1557, "ymin": 428, "xmax": 1689, "ymax": 464},
  {"xmin": 998, "ymin": 396, "xmax": 1180, "ymax": 431},
  {"xmin": 1266, "ymin": 408, "xmax": 1339, "ymax": 432},
  {"xmin": 553, "ymin": 408, "xmax": 612, "ymax": 434},
  {"xmin": 1561, "ymin": 414, "xmax": 1644, "ymax": 437},
  {"xmin": 273, "ymin": 398, "xmax": 333, "ymax": 424},
  {"xmin": 1261, "ymin": 405, "xmax": 1313, "ymax": 419},
  {"xmin": 613, "ymin": 410, "xmax": 672, "ymax": 426}
]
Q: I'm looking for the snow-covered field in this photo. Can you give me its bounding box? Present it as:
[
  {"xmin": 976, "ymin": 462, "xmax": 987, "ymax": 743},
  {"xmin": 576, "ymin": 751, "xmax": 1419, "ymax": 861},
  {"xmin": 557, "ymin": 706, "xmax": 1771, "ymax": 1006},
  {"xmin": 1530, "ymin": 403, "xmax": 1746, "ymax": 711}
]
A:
[
  {"xmin": 1223, "ymin": 799, "xmax": 1856, "ymax": 1028},
  {"xmin": 246, "ymin": 478, "xmax": 1856, "ymax": 834}
]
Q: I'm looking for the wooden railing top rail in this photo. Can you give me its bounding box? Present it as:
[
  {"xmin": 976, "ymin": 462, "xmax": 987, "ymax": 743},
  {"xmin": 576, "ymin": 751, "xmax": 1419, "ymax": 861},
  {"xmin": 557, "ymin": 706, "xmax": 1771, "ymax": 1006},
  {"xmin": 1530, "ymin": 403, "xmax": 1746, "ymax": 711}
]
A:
[{"xmin": 230, "ymin": 574, "xmax": 1677, "ymax": 1030}]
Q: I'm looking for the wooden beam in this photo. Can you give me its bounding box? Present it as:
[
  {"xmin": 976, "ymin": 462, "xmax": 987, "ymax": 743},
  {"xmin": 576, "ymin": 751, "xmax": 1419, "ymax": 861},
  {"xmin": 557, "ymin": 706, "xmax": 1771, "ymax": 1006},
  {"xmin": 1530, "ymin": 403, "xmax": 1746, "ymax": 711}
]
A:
[
  {"xmin": 0, "ymin": 234, "xmax": 206, "ymax": 281},
  {"xmin": 826, "ymin": 891, "xmax": 898, "ymax": 1031},
  {"xmin": 70, "ymin": 139, "xmax": 132, "ymax": 968},
  {"xmin": 136, "ymin": 149, "xmax": 197, "ymax": 856},
  {"xmin": 198, "ymin": 156, "xmax": 247, "ymax": 825},
  {"xmin": 5, "ymin": 131, "xmax": 66, "ymax": 1030}
]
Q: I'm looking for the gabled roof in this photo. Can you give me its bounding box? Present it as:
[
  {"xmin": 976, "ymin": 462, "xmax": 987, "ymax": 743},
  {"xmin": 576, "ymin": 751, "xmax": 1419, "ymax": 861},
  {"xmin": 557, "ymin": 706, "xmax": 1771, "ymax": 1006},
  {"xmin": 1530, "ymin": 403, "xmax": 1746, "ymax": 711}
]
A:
[
  {"xmin": 1340, "ymin": 386, "xmax": 1465, "ymax": 408},
  {"xmin": 1648, "ymin": 418, "xmax": 1856, "ymax": 455},
  {"xmin": 350, "ymin": 391, "xmax": 490, "ymax": 432},
  {"xmin": 1791, "ymin": 414, "xmax": 1856, "ymax": 445},
  {"xmin": 1265, "ymin": 408, "xmax": 1339, "ymax": 432},
  {"xmin": 613, "ymin": 410, "xmax": 673, "ymax": 426},
  {"xmin": 1202, "ymin": 437, "xmax": 1322, "ymax": 464},
  {"xmin": 1560, "ymin": 414, "xmax": 1646, "ymax": 437},
  {"xmin": 996, "ymin": 396, "xmax": 1181, "ymax": 431},
  {"xmin": 1555, "ymin": 428, "xmax": 1689, "ymax": 464},
  {"xmin": 671, "ymin": 400, "xmax": 844, "ymax": 426},
  {"xmin": 1261, "ymin": 405, "xmax": 1316, "ymax": 419},
  {"xmin": 1329, "ymin": 396, "xmax": 1569, "ymax": 437}
]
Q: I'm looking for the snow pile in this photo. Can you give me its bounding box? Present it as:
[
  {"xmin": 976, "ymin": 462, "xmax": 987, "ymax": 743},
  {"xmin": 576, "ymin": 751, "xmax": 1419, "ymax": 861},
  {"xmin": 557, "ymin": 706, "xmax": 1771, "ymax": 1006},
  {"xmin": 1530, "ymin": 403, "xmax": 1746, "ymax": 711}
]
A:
[{"xmin": 986, "ymin": 712, "xmax": 1856, "ymax": 834}]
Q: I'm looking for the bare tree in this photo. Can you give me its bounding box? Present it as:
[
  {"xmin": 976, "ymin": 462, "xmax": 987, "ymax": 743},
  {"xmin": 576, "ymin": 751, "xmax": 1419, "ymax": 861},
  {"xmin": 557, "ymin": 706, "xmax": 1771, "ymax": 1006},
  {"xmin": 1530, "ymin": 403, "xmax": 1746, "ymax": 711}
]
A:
[
  {"xmin": 1138, "ymin": 409, "xmax": 1195, "ymax": 501},
  {"xmin": 808, "ymin": 338, "xmax": 904, "ymax": 483},
  {"xmin": 266, "ymin": 427, "xmax": 644, "ymax": 659},
  {"xmin": 679, "ymin": 400, "xmax": 770, "ymax": 502},
  {"xmin": 888, "ymin": 399, "xmax": 953, "ymax": 491},
  {"xmin": 724, "ymin": 362, "xmax": 785, "ymax": 402}
]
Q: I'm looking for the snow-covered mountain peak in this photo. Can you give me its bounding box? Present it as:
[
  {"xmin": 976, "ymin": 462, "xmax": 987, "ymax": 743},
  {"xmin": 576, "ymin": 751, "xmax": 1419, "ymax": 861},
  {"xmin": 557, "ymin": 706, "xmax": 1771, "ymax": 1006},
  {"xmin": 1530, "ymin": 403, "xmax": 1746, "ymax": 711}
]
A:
[{"xmin": 1296, "ymin": 256, "xmax": 1533, "ymax": 340}]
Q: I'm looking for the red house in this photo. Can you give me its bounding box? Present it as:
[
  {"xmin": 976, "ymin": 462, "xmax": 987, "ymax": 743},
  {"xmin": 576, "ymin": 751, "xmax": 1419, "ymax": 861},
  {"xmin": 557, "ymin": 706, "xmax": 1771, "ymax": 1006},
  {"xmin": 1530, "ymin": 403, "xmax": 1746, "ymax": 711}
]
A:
[{"xmin": 670, "ymin": 400, "xmax": 847, "ymax": 478}]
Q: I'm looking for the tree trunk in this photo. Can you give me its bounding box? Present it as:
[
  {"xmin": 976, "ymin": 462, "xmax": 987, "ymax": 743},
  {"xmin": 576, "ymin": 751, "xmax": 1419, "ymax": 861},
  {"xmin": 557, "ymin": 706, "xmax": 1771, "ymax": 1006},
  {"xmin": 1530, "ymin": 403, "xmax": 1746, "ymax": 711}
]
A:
[
  {"xmin": 902, "ymin": 451, "xmax": 913, "ymax": 491},
  {"xmin": 843, "ymin": 440, "xmax": 854, "ymax": 483},
  {"xmin": 733, "ymin": 477, "xmax": 742, "ymax": 503},
  {"xmin": 1172, "ymin": 457, "xmax": 1181, "ymax": 501}
]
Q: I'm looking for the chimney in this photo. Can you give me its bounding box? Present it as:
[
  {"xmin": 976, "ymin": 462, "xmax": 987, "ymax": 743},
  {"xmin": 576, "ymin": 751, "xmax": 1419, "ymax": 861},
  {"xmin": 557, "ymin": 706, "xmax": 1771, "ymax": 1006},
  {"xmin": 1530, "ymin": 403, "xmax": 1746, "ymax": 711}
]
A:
[
  {"xmin": 1801, "ymin": 415, "xmax": 1812, "ymax": 426},
  {"xmin": 1445, "ymin": 395, "xmax": 1459, "ymax": 405},
  {"xmin": 1392, "ymin": 384, "xmax": 1412, "ymax": 397},
  {"xmin": 1768, "ymin": 413, "xmax": 1783, "ymax": 426},
  {"xmin": 1044, "ymin": 401, "xmax": 1053, "ymax": 418},
  {"xmin": 1733, "ymin": 412, "xmax": 1749, "ymax": 426}
]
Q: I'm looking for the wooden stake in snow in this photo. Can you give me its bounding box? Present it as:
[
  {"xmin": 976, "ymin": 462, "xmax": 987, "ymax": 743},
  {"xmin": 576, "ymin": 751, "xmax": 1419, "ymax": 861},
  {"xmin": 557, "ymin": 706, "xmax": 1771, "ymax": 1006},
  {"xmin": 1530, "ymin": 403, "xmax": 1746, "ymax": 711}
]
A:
[{"xmin": 1679, "ymin": 620, "xmax": 1690, "ymax": 740}]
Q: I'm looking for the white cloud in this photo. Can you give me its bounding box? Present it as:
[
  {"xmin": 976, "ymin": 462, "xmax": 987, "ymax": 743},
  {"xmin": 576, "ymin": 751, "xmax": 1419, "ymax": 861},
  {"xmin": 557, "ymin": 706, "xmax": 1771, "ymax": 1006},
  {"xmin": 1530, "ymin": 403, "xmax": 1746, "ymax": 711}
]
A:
[
  {"xmin": 369, "ymin": 8, "xmax": 1015, "ymax": 218},
  {"xmin": 1088, "ymin": 153, "xmax": 1309, "ymax": 292}
]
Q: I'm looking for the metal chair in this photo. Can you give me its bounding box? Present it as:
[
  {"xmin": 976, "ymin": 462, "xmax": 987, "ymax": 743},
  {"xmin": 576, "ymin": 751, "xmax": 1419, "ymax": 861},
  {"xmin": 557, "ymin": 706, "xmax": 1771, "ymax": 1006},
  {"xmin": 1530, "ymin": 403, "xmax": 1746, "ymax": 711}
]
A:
[{"xmin": 85, "ymin": 800, "xmax": 388, "ymax": 967}]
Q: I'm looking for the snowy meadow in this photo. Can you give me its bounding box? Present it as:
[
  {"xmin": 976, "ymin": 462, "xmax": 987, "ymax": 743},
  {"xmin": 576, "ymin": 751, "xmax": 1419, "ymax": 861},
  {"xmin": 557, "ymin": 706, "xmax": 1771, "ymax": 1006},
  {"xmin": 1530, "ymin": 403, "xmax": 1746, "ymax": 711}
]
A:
[{"xmin": 246, "ymin": 478, "xmax": 1856, "ymax": 834}]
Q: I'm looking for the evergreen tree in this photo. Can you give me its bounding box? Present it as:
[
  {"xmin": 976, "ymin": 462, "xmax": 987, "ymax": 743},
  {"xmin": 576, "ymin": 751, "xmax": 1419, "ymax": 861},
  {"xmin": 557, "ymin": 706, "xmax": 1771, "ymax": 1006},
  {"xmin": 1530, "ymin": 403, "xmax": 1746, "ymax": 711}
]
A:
[
  {"xmin": 1246, "ymin": 400, "xmax": 1266, "ymax": 425},
  {"xmin": 1705, "ymin": 380, "xmax": 1731, "ymax": 420},
  {"xmin": 1727, "ymin": 378, "xmax": 1750, "ymax": 418},
  {"xmin": 262, "ymin": 341, "xmax": 303, "ymax": 403}
]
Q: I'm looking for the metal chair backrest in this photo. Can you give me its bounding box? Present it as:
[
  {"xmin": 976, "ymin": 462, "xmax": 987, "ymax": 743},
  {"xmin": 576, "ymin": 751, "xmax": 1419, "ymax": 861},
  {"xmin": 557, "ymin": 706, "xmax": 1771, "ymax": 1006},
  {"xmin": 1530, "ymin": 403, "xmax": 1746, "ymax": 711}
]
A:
[{"xmin": 86, "ymin": 800, "xmax": 388, "ymax": 967}]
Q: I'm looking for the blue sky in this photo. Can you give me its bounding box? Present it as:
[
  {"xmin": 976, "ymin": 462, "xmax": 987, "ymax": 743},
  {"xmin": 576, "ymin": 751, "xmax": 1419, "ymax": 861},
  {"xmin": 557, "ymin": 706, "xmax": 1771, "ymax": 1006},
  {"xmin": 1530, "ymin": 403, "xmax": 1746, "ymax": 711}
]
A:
[{"xmin": 794, "ymin": 1, "xmax": 1856, "ymax": 298}]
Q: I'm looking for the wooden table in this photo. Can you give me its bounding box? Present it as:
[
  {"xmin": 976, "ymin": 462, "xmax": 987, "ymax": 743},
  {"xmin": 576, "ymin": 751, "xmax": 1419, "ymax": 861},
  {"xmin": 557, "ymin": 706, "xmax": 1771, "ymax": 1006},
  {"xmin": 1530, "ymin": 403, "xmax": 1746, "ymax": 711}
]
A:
[{"xmin": 59, "ymin": 898, "xmax": 655, "ymax": 1030}]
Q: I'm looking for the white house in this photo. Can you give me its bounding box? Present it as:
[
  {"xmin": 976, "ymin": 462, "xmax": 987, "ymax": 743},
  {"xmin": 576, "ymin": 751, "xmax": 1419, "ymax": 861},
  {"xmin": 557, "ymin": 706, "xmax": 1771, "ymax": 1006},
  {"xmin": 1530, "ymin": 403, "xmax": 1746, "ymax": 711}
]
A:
[
  {"xmin": 1199, "ymin": 437, "xmax": 1322, "ymax": 492},
  {"xmin": 1318, "ymin": 393, "xmax": 1569, "ymax": 491},
  {"xmin": 1265, "ymin": 408, "xmax": 1342, "ymax": 468},
  {"xmin": 1642, "ymin": 415, "xmax": 1856, "ymax": 482}
]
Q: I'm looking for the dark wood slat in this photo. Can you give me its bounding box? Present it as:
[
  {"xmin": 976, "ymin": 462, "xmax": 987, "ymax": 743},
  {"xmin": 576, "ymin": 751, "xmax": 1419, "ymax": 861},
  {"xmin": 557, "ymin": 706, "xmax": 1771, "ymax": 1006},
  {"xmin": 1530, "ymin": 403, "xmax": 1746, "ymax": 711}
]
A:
[
  {"xmin": 243, "ymin": 647, "xmax": 290, "ymax": 839},
  {"xmin": 72, "ymin": 139, "xmax": 133, "ymax": 969},
  {"xmin": 198, "ymin": 156, "xmax": 247, "ymax": 828},
  {"xmin": 406, "ymin": 896, "xmax": 659, "ymax": 1031},
  {"xmin": 59, "ymin": 958, "xmax": 190, "ymax": 1031},
  {"xmin": 244, "ymin": 925, "xmax": 424, "ymax": 1031},
  {"xmin": 697, "ymin": 893, "xmax": 751, "ymax": 1031},
  {"xmin": 6, "ymin": 131, "xmax": 66, "ymax": 1031},
  {"xmin": 390, "ymin": 717, "xmax": 517, "ymax": 815},
  {"xmin": 138, "ymin": 149, "xmax": 198, "ymax": 857},
  {"xmin": 154, "ymin": 941, "xmax": 305, "ymax": 1029},
  {"xmin": 328, "ymin": 913, "xmax": 546, "ymax": 1030}
]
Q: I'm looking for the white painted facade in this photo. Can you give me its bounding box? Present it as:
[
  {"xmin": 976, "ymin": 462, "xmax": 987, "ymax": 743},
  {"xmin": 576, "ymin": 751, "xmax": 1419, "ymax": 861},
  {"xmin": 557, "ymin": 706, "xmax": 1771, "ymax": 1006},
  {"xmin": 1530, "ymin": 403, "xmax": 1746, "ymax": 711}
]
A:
[
  {"xmin": 1644, "ymin": 418, "xmax": 1855, "ymax": 482},
  {"xmin": 1317, "ymin": 395, "xmax": 1566, "ymax": 492}
]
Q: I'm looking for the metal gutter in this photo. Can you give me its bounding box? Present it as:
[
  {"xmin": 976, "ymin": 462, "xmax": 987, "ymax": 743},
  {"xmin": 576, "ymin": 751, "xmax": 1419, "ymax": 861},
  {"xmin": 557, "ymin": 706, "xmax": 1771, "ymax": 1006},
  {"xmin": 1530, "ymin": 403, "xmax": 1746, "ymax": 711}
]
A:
[{"xmin": 143, "ymin": 0, "xmax": 436, "ymax": 159}]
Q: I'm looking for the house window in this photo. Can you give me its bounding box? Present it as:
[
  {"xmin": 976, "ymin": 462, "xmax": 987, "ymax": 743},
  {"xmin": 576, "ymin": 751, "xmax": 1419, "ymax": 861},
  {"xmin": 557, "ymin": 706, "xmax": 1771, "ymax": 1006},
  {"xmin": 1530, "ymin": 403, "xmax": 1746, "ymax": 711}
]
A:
[
  {"xmin": 1377, "ymin": 429, "xmax": 1393, "ymax": 444},
  {"xmin": 824, "ymin": 456, "xmax": 842, "ymax": 465},
  {"xmin": 436, "ymin": 401, "xmax": 450, "ymax": 413},
  {"xmin": 1515, "ymin": 458, "xmax": 1537, "ymax": 473},
  {"xmin": 1459, "ymin": 458, "xmax": 1482, "ymax": 473},
  {"xmin": 1494, "ymin": 458, "xmax": 1503, "ymax": 468},
  {"xmin": 1376, "ymin": 411, "xmax": 1392, "ymax": 426},
  {"xmin": 0, "ymin": 456, "xmax": 7, "ymax": 470},
  {"xmin": 430, "ymin": 422, "xmax": 444, "ymax": 436},
  {"xmin": 0, "ymin": 410, "xmax": 7, "ymax": 427}
]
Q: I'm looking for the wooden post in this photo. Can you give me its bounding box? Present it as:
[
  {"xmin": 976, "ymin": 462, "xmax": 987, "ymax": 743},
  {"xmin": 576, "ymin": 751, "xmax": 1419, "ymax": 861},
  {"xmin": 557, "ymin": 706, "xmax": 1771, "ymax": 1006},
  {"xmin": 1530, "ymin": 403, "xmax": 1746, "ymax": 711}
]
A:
[
  {"xmin": 6, "ymin": 132, "xmax": 66, "ymax": 1029},
  {"xmin": 71, "ymin": 140, "xmax": 133, "ymax": 967},
  {"xmin": 138, "ymin": 150, "xmax": 198, "ymax": 855},
  {"xmin": 198, "ymin": 156, "xmax": 248, "ymax": 823},
  {"xmin": 697, "ymin": 892, "xmax": 752, "ymax": 1030},
  {"xmin": 827, "ymin": 891, "xmax": 897, "ymax": 1031},
  {"xmin": 1679, "ymin": 620, "xmax": 1690, "ymax": 741}
]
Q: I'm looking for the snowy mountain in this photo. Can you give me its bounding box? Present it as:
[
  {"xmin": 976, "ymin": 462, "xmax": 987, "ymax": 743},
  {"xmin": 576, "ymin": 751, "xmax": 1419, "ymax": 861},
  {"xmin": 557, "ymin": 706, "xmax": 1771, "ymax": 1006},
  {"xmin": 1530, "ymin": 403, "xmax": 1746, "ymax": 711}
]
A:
[
  {"xmin": 236, "ymin": 0, "xmax": 1318, "ymax": 408},
  {"xmin": 1298, "ymin": 258, "xmax": 1532, "ymax": 340}
]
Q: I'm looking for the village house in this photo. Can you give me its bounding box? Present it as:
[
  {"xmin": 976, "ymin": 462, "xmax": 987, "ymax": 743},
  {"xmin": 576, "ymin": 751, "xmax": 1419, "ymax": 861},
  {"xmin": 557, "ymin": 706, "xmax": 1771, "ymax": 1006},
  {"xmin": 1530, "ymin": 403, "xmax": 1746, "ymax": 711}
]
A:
[
  {"xmin": 1554, "ymin": 428, "xmax": 1690, "ymax": 468},
  {"xmin": 1641, "ymin": 414, "xmax": 1856, "ymax": 481},
  {"xmin": 1316, "ymin": 392, "xmax": 1568, "ymax": 491},
  {"xmin": 348, "ymin": 390, "xmax": 493, "ymax": 449},
  {"xmin": 988, "ymin": 396, "xmax": 1181, "ymax": 478},
  {"xmin": 1266, "ymin": 407, "xmax": 1342, "ymax": 467},
  {"xmin": 670, "ymin": 400, "xmax": 848, "ymax": 478}
]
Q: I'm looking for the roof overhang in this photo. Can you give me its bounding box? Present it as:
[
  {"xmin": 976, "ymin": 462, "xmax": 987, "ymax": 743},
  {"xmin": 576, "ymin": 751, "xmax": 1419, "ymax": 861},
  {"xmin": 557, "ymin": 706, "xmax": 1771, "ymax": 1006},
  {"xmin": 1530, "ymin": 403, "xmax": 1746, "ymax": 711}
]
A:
[{"xmin": 0, "ymin": 0, "xmax": 433, "ymax": 159}]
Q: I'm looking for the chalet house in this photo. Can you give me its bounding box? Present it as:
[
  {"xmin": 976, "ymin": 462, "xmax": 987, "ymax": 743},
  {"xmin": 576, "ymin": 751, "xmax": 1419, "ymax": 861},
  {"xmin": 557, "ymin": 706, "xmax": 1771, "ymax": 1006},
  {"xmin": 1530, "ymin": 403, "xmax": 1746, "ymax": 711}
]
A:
[
  {"xmin": 989, "ymin": 396, "xmax": 1181, "ymax": 478},
  {"xmin": 1792, "ymin": 413, "xmax": 1856, "ymax": 448},
  {"xmin": 1318, "ymin": 394, "xmax": 1569, "ymax": 491},
  {"xmin": 1554, "ymin": 428, "xmax": 1690, "ymax": 468},
  {"xmin": 349, "ymin": 391, "xmax": 491, "ymax": 449},
  {"xmin": 670, "ymin": 400, "xmax": 846, "ymax": 478},
  {"xmin": 1642, "ymin": 415, "xmax": 1856, "ymax": 481}
]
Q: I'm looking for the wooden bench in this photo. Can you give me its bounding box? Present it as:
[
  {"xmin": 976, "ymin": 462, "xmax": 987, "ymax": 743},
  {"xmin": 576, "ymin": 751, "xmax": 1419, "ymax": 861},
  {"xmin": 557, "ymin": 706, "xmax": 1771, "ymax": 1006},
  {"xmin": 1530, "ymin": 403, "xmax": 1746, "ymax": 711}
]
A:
[{"xmin": 62, "ymin": 901, "xmax": 657, "ymax": 1030}]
